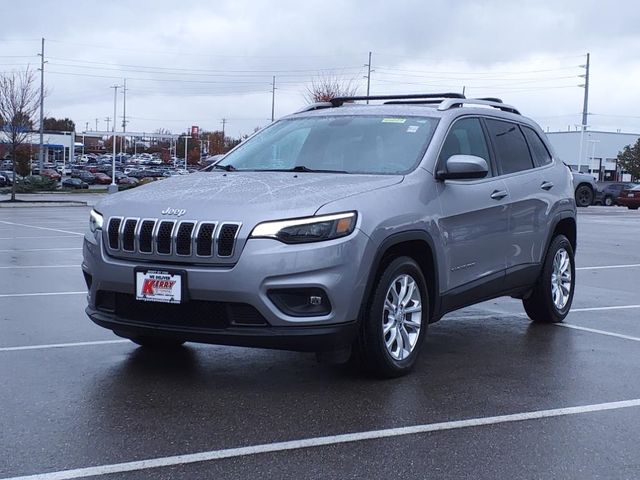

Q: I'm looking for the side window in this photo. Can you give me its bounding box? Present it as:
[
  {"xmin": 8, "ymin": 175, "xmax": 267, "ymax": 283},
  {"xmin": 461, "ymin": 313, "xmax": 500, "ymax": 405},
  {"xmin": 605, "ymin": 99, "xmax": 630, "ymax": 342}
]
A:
[
  {"xmin": 439, "ymin": 118, "xmax": 491, "ymax": 177},
  {"xmin": 522, "ymin": 126, "xmax": 552, "ymax": 167},
  {"xmin": 485, "ymin": 119, "xmax": 534, "ymax": 175}
]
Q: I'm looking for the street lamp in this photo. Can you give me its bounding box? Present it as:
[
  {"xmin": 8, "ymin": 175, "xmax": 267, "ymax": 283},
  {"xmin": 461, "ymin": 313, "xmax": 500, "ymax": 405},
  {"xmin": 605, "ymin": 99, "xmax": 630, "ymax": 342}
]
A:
[
  {"xmin": 575, "ymin": 124, "xmax": 591, "ymax": 173},
  {"xmin": 587, "ymin": 138, "xmax": 601, "ymax": 180}
]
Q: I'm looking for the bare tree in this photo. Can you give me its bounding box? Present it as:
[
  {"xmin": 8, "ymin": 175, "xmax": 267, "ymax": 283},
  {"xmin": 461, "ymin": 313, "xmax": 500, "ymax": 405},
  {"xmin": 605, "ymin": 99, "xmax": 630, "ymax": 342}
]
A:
[
  {"xmin": 305, "ymin": 74, "xmax": 358, "ymax": 103},
  {"xmin": 0, "ymin": 68, "xmax": 40, "ymax": 201}
]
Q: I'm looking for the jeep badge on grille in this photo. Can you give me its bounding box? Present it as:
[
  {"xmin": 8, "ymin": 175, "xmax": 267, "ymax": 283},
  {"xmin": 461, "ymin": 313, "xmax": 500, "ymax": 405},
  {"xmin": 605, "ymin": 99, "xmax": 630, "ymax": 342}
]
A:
[{"xmin": 161, "ymin": 207, "xmax": 187, "ymax": 217}]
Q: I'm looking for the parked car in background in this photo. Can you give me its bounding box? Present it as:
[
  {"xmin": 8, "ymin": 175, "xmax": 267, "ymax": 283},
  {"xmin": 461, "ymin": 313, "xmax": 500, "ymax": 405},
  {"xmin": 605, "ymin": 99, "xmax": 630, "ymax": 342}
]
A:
[
  {"xmin": 75, "ymin": 171, "xmax": 96, "ymax": 184},
  {"xmin": 41, "ymin": 169, "xmax": 62, "ymax": 182},
  {"xmin": 616, "ymin": 184, "xmax": 640, "ymax": 210},
  {"xmin": 569, "ymin": 169, "xmax": 597, "ymax": 207},
  {"xmin": 595, "ymin": 182, "xmax": 638, "ymax": 206},
  {"xmin": 117, "ymin": 176, "xmax": 139, "ymax": 186},
  {"xmin": 62, "ymin": 178, "xmax": 89, "ymax": 189},
  {"xmin": 0, "ymin": 173, "xmax": 6, "ymax": 187},
  {"xmin": 93, "ymin": 173, "xmax": 112, "ymax": 184}
]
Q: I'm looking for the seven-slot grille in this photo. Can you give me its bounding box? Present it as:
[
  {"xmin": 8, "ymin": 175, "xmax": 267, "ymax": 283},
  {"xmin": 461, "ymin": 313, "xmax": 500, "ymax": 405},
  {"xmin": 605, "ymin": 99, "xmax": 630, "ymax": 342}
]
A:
[{"xmin": 105, "ymin": 217, "xmax": 240, "ymax": 259}]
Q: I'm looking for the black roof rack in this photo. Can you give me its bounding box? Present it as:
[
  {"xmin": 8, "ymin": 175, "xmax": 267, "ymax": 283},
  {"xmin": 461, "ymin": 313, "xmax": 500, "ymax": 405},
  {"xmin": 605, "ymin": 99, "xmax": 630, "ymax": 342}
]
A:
[
  {"xmin": 476, "ymin": 97, "xmax": 503, "ymax": 103},
  {"xmin": 329, "ymin": 93, "xmax": 465, "ymax": 107}
]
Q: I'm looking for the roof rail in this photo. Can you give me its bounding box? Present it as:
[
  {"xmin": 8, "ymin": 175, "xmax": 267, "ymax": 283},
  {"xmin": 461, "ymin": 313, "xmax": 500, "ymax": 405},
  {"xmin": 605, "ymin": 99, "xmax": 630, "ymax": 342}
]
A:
[
  {"xmin": 437, "ymin": 98, "xmax": 520, "ymax": 115},
  {"xmin": 330, "ymin": 93, "xmax": 465, "ymax": 107},
  {"xmin": 294, "ymin": 102, "xmax": 334, "ymax": 114}
]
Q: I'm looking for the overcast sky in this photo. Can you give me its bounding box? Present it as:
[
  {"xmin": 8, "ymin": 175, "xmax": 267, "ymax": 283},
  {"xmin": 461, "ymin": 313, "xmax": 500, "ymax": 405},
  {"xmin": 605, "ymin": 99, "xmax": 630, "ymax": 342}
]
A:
[{"xmin": 2, "ymin": 0, "xmax": 640, "ymax": 138}]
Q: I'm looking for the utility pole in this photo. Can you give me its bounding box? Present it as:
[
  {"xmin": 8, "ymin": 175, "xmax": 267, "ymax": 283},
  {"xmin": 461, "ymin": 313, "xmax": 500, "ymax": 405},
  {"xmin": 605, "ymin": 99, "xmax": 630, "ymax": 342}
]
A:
[
  {"xmin": 221, "ymin": 118, "xmax": 226, "ymax": 138},
  {"xmin": 121, "ymin": 78, "xmax": 127, "ymax": 155},
  {"xmin": 109, "ymin": 85, "xmax": 120, "ymax": 193},
  {"xmin": 95, "ymin": 118, "xmax": 99, "ymax": 131},
  {"xmin": 271, "ymin": 76, "xmax": 276, "ymax": 122},
  {"xmin": 85, "ymin": 121, "xmax": 89, "ymax": 132},
  {"xmin": 37, "ymin": 37, "xmax": 46, "ymax": 170},
  {"xmin": 364, "ymin": 51, "xmax": 372, "ymax": 103},
  {"xmin": 105, "ymin": 117, "xmax": 111, "ymax": 132},
  {"xmin": 580, "ymin": 53, "xmax": 590, "ymax": 131}
]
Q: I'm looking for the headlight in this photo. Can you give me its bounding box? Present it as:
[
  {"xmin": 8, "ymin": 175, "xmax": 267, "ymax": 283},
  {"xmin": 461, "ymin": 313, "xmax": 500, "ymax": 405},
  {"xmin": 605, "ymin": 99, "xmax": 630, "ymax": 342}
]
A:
[
  {"xmin": 89, "ymin": 209, "xmax": 103, "ymax": 233},
  {"xmin": 250, "ymin": 212, "xmax": 357, "ymax": 244}
]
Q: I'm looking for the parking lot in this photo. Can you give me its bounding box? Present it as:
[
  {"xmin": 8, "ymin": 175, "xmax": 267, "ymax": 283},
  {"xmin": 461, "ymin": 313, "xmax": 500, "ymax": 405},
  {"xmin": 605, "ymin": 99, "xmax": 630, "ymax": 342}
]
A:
[{"xmin": 0, "ymin": 205, "xmax": 639, "ymax": 479}]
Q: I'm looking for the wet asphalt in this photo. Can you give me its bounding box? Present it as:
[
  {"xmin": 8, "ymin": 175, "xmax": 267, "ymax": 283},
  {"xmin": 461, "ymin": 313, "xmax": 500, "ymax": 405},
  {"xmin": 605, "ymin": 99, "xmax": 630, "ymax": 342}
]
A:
[{"xmin": 0, "ymin": 205, "xmax": 639, "ymax": 479}]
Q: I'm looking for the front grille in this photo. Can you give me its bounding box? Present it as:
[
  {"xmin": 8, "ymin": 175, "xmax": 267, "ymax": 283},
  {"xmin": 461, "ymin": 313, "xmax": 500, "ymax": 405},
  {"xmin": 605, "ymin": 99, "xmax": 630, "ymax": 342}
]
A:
[
  {"xmin": 156, "ymin": 221, "xmax": 175, "ymax": 254},
  {"xmin": 104, "ymin": 216, "xmax": 241, "ymax": 262},
  {"xmin": 218, "ymin": 224, "xmax": 239, "ymax": 257},
  {"xmin": 176, "ymin": 222, "xmax": 195, "ymax": 256},
  {"xmin": 96, "ymin": 292, "xmax": 268, "ymax": 329},
  {"xmin": 108, "ymin": 218, "xmax": 122, "ymax": 249}
]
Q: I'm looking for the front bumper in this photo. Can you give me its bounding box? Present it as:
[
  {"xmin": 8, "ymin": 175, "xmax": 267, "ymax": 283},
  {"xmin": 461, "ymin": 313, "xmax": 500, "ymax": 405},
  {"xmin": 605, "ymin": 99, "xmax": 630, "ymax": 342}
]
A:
[{"xmin": 83, "ymin": 228, "xmax": 373, "ymax": 350}]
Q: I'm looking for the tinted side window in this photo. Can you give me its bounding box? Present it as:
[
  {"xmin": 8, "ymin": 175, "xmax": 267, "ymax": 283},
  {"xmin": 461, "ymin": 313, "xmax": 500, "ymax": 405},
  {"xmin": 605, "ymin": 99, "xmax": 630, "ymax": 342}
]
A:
[
  {"xmin": 522, "ymin": 126, "xmax": 552, "ymax": 167},
  {"xmin": 439, "ymin": 118, "xmax": 491, "ymax": 176},
  {"xmin": 485, "ymin": 119, "xmax": 534, "ymax": 175}
]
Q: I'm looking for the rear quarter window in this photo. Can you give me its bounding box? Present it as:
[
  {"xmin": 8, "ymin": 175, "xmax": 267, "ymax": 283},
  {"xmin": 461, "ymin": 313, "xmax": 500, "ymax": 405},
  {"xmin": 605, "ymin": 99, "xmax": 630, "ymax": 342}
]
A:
[
  {"xmin": 522, "ymin": 126, "xmax": 552, "ymax": 167},
  {"xmin": 485, "ymin": 119, "xmax": 535, "ymax": 175}
]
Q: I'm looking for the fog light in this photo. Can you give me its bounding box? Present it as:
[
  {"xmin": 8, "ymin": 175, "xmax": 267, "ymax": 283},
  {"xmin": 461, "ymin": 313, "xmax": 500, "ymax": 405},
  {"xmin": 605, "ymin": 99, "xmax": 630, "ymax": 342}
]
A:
[{"xmin": 268, "ymin": 288, "xmax": 332, "ymax": 317}]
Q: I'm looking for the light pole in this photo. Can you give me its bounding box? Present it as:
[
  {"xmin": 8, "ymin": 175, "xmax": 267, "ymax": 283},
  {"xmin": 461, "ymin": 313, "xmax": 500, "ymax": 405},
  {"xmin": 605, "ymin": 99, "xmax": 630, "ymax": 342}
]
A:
[
  {"xmin": 587, "ymin": 138, "xmax": 600, "ymax": 179},
  {"xmin": 575, "ymin": 123, "xmax": 590, "ymax": 173},
  {"xmin": 183, "ymin": 134, "xmax": 191, "ymax": 171},
  {"xmin": 109, "ymin": 85, "xmax": 121, "ymax": 194}
]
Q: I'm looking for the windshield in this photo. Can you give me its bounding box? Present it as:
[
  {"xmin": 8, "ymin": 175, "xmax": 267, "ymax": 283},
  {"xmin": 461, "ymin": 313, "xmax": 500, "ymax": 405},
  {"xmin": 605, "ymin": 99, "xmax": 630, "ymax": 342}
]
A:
[{"xmin": 215, "ymin": 115, "xmax": 439, "ymax": 174}]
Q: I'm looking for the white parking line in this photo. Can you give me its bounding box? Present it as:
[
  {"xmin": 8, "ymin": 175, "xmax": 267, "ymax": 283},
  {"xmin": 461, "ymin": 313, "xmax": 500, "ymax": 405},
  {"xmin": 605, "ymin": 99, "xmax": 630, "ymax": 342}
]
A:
[
  {"xmin": 0, "ymin": 235, "xmax": 80, "ymax": 240},
  {"xmin": 557, "ymin": 324, "xmax": 640, "ymax": 342},
  {"xmin": 0, "ymin": 339, "xmax": 129, "ymax": 353},
  {"xmin": 0, "ymin": 265, "xmax": 79, "ymax": 269},
  {"xmin": 570, "ymin": 305, "xmax": 640, "ymax": 312},
  {"xmin": 0, "ymin": 247, "xmax": 82, "ymax": 252},
  {"xmin": 0, "ymin": 291, "xmax": 85, "ymax": 298},
  {"xmin": 3, "ymin": 398, "xmax": 640, "ymax": 480},
  {"xmin": 577, "ymin": 264, "xmax": 640, "ymax": 271},
  {"xmin": 0, "ymin": 220, "xmax": 84, "ymax": 236}
]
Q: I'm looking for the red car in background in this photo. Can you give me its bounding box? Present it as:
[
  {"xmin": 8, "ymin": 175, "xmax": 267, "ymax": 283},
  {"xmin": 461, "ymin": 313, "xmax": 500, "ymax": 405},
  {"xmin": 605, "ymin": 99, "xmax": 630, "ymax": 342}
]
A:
[
  {"xmin": 617, "ymin": 185, "xmax": 640, "ymax": 210},
  {"xmin": 93, "ymin": 172, "xmax": 112, "ymax": 184},
  {"xmin": 41, "ymin": 169, "xmax": 61, "ymax": 181}
]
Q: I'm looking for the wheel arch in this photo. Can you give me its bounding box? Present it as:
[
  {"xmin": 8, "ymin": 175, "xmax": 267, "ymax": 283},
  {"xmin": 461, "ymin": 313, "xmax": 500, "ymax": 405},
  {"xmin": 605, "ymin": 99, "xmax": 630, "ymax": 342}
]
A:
[
  {"xmin": 360, "ymin": 231, "xmax": 440, "ymax": 323},
  {"xmin": 546, "ymin": 213, "xmax": 577, "ymax": 256}
]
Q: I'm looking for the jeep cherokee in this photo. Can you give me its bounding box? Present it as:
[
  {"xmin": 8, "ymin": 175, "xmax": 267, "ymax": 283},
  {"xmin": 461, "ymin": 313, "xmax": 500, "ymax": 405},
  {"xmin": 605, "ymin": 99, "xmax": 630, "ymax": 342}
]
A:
[{"xmin": 83, "ymin": 93, "xmax": 577, "ymax": 377}]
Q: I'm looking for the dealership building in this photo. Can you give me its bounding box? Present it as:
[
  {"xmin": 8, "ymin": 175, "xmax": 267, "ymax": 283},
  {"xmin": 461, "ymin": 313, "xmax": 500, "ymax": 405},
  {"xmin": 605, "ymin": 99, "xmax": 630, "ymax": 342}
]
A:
[{"xmin": 546, "ymin": 130, "xmax": 639, "ymax": 182}]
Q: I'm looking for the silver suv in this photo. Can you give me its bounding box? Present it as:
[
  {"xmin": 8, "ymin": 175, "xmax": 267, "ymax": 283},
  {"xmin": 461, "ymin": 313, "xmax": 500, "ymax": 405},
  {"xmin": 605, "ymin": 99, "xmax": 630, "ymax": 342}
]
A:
[{"xmin": 83, "ymin": 93, "xmax": 577, "ymax": 377}]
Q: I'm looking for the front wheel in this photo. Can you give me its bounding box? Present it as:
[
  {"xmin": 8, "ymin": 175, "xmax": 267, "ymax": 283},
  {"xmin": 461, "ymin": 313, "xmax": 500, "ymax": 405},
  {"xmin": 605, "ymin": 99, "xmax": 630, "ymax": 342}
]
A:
[
  {"xmin": 523, "ymin": 235, "xmax": 575, "ymax": 323},
  {"xmin": 604, "ymin": 196, "xmax": 614, "ymax": 206},
  {"xmin": 355, "ymin": 256, "xmax": 429, "ymax": 378}
]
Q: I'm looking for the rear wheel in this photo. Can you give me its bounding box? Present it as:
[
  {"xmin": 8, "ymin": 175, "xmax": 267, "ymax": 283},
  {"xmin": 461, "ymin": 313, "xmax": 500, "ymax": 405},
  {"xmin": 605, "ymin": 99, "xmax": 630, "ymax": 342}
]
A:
[
  {"xmin": 355, "ymin": 256, "xmax": 429, "ymax": 378},
  {"xmin": 523, "ymin": 235, "xmax": 575, "ymax": 323},
  {"xmin": 575, "ymin": 185, "xmax": 594, "ymax": 207},
  {"xmin": 629, "ymin": 206, "xmax": 639, "ymax": 210}
]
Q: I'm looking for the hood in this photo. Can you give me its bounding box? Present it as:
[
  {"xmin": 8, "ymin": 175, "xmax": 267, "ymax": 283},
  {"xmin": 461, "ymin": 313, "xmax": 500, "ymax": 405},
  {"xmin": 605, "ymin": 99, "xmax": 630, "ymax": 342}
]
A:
[{"xmin": 96, "ymin": 171, "xmax": 403, "ymax": 223}]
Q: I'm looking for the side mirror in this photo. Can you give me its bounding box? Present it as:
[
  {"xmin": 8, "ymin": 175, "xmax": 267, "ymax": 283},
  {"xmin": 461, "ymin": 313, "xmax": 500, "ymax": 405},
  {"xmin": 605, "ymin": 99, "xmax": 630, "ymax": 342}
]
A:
[{"xmin": 437, "ymin": 154, "xmax": 489, "ymax": 180}]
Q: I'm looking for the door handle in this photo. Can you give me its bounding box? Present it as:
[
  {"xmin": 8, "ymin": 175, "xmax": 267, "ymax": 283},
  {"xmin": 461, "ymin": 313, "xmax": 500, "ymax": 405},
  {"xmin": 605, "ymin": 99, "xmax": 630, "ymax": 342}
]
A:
[
  {"xmin": 541, "ymin": 181, "xmax": 554, "ymax": 191},
  {"xmin": 490, "ymin": 190, "xmax": 508, "ymax": 200}
]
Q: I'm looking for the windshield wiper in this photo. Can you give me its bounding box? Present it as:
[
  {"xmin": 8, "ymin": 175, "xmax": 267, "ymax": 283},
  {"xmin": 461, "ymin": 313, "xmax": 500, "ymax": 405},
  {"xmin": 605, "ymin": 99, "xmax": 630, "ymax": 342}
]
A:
[
  {"xmin": 262, "ymin": 165, "xmax": 349, "ymax": 174},
  {"xmin": 211, "ymin": 164, "xmax": 236, "ymax": 172}
]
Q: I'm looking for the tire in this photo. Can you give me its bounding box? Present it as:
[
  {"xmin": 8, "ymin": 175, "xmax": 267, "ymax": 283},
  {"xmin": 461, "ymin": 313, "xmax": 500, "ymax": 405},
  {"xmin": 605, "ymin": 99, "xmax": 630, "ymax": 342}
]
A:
[
  {"xmin": 629, "ymin": 206, "xmax": 639, "ymax": 210},
  {"xmin": 128, "ymin": 335, "xmax": 185, "ymax": 349},
  {"xmin": 603, "ymin": 196, "xmax": 613, "ymax": 207},
  {"xmin": 575, "ymin": 185, "xmax": 594, "ymax": 207},
  {"xmin": 523, "ymin": 235, "xmax": 575, "ymax": 323},
  {"xmin": 355, "ymin": 256, "xmax": 429, "ymax": 378}
]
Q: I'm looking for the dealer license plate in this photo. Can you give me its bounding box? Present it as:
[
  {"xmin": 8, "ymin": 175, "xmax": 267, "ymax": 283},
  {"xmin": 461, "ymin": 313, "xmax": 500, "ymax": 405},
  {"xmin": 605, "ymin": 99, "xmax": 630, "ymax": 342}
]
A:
[
  {"xmin": 628, "ymin": 193, "xmax": 634, "ymax": 197},
  {"xmin": 135, "ymin": 270, "xmax": 182, "ymax": 304}
]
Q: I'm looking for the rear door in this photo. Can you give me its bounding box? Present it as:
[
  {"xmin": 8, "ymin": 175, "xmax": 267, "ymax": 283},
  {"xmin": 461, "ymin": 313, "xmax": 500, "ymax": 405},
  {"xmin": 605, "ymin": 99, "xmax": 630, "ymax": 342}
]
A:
[
  {"xmin": 484, "ymin": 119, "xmax": 550, "ymax": 272},
  {"xmin": 436, "ymin": 117, "xmax": 509, "ymax": 293}
]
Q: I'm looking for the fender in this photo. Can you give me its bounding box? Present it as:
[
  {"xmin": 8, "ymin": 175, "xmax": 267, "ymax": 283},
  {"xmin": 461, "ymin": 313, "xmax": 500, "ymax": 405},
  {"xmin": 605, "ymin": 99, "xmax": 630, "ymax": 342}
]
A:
[
  {"xmin": 359, "ymin": 229, "xmax": 441, "ymax": 323},
  {"xmin": 543, "ymin": 210, "xmax": 577, "ymax": 259}
]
